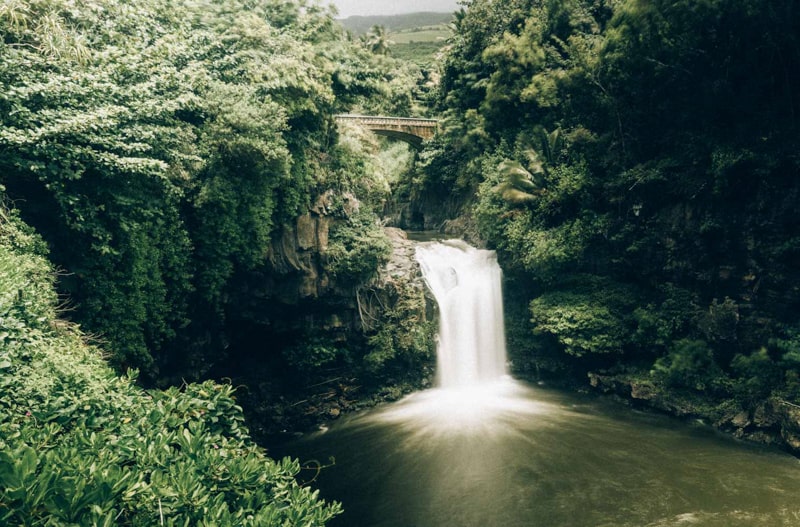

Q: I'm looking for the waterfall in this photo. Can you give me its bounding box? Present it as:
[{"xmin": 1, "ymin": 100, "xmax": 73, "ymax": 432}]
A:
[
  {"xmin": 415, "ymin": 240, "xmax": 508, "ymax": 388},
  {"xmin": 365, "ymin": 238, "xmax": 547, "ymax": 436}
]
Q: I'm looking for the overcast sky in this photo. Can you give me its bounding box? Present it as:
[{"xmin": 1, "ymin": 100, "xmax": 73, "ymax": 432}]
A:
[{"xmin": 323, "ymin": 0, "xmax": 461, "ymax": 18}]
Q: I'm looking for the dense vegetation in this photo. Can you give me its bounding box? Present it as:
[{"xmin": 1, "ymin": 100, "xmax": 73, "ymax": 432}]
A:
[
  {"xmin": 0, "ymin": 0, "xmax": 428, "ymax": 388},
  {"xmin": 0, "ymin": 202, "xmax": 341, "ymax": 525},
  {"xmin": 422, "ymin": 0, "xmax": 800, "ymax": 419},
  {"xmin": 5, "ymin": 0, "xmax": 800, "ymax": 520},
  {"xmin": 0, "ymin": 0, "xmax": 437, "ymax": 522}
]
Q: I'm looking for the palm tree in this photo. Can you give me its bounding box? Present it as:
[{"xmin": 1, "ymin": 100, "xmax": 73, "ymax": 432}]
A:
[
  {"xmin": 363, "ymin": 25, "xmax": 393, "ymax": 55},
  {"xmin": 493, "ymin": 154, "xmax": 546, "ymax": 204},
  {"xmin": 449, "ymin": 8, "xmax": 467, "ymax": 33},
  {"xmin": 492, "ymin": 128, "xmax": 561, "ymax": 205}
]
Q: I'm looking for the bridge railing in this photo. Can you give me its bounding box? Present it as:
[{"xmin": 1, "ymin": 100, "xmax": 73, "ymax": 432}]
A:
[{"xmin": 334, "ymin": 114, "xmax": 438, "ymax": 127}]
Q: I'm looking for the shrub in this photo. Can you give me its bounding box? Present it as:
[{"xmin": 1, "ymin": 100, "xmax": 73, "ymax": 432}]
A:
[
  {"xmin": 651, "ymin": 339, "xmax": 726, "ymax": 393},
  {"xmin": 730, "ymin": 348, "xmax": 782, "ymax": 402},
  {"xmin": 0, "ymin": 207, "xmax": 341, "ymax": 526},
  {"xmin": 325, "ymin": 210, "xmax": 391, "ymax": 283},
  {"xmin": 529, "ymin": 276, "xmax": 638, "ymax": 357}
]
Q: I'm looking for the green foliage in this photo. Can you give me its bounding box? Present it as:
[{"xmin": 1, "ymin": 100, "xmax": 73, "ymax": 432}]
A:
[
  {"xmin": 361, "ymin": 25, "xmax": 393, "ymax": 56},
  {"xmin": 435, "ymin": 0, "xmax": 800, "ymax": 406},
  {"xmin": 390, "ymin": 40, "xmax": 448, "ymax": 67},
  {"xmin": 0, "ymin": 206, "xmax": 341, "ymax": 526},
  {"xmin": 328, "ymin": 121, "xmax": 397, "ymax": 210},
  {"xmin": 362, "ymin": 280, "xmax": 436, "ymax": 377},
  {"xmin": 651, "ymin": 339, "xmax": 726, "ymax": 393},
  {"xmin": 698, "ymin": 297, "xmax": 740, "ymax": 343},
  {"xmin": 726, "ymin": 326, "xmax": 800, "ymax": 402},
  {"xmin": 325, "ymin": 210, "xmax": 391, "ymax": 283},
  {"xmin": 0, "ymin": 0, "xmax": 406, "ymax": 380},
  {"xmin": 730, "ymin": 348, "xmax": 782, "ymax": 402},
  {"xmin": 630, "ymin": 284, "xmax": 701, "ymax": 351},
  {"xmin": 529, "ymin": 276, "xmax": 638, "ymax": 357},
  {"xmin": 283, "ymin": 337, "xmax": 343, "ymax": 370}
]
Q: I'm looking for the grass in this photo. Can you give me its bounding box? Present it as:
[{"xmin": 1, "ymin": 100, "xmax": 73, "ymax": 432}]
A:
[
  {"xmin": 389, "ymin": 25, "xmax": 451, "ymax": 44},
  {"xmin": 388, "ymin": 24, "xmax": 451, "ymax": 66}
]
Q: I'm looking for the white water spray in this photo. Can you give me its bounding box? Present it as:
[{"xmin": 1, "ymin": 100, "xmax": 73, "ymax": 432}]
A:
[
  {"xmin": 364, "ymin": 239, "xmax": 553, "ymax": 437},
  {"xmin": 415, "ymin": 240, "xmax": 508, "ymax": 388}
]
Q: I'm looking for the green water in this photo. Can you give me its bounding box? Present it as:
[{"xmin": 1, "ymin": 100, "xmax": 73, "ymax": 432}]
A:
[{"xmin": 281, "ymin": 380, "xmax": 800, "ymax": 527}]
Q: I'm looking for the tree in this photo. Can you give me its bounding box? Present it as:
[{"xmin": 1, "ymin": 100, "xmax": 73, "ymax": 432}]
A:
[
  {"xmin": 0, "ymin": 0, "xmax": 404, "ymax": 381},
  {"xmin": 363, "ymin": 25, "xmax": 394, "ymax": 55}
]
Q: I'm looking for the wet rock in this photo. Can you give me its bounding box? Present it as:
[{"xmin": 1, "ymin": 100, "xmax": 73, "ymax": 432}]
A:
[
  {"xmin": 312, "ymin": 190, "xmax": 336, "ymax": 215},
  {"xmin": 752, "ymin": 401, "xmax": 776, "ymax": 428},
  {"xmin": 731, "ymin": 411, "xmax": 751, "ymax": 428},
  {"xmin": 777, "ymin": 400, "xmax": 800, "ymax": 451},
  {"xmin": 586, "ymin": 372, "xmax": 800, "ymax": 457},
  {"xmin": 342, "ymin": 192, "xmax": 360, "ymax": 216},
  {"xmin": 630, "ymin": 381, "xmax": 657, "ymax": 401},
  {"xmin": 781, "ymin": 429, "xmax": 800, "ymax": 451},
  {"xmin": 297, "ymin": 214, "xmax": 316, "ymax": 250},
  {"xmin": 318, "ymin": 217, "xmax": 331, "ymax": 251},
  {"xmin": 744, "ymin": 430, "xmax": 782, "ymax": 446},
  {"xmin": 299, "ymin": 272, "xmax": 319, "ymax": 299}
]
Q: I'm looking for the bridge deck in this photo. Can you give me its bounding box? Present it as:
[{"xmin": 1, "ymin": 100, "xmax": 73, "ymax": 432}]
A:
[
  {"xmin": 335, "ymin": 114, "xmax": 438, "ymax": 127},
  {"xmin": 334, "ymin": 114, "xmax": 438, "ymax": 147}
]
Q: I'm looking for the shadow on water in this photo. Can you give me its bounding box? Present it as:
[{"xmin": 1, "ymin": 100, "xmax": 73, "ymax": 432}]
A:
[{"xmin": 283, "ymin": 380, "xmax": 800, "ymax": 527}]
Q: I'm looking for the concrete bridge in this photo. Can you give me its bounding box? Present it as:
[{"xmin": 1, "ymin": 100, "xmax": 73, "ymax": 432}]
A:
[{"xmin": 334, "ymin": 114, "xmax": 438, "ymax": 147}]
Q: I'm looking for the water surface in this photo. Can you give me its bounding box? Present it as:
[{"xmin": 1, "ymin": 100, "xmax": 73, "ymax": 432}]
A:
[{"xmin": 282, "ymin": 380, "xmax": 800, "ymax": 527}]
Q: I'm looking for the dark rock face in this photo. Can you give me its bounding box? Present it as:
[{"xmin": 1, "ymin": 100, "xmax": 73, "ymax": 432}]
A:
[
  {"xmin": 384, "ymin": 184, "xmax": 467, "ymax": 232},
  {"xmin": 381, "ymin": 227, "xmax": 425, "ymax": 283},
  {"xmin": 256, "ymin": 203, "xmax": 430, "ymax": 330},
  {"xmin": 266, "ymin": 194, "xmax": 341, "ymax": 303},
  {"xmin": 226, "ymin": 201, "xmax": 436, "ymax": 439}
]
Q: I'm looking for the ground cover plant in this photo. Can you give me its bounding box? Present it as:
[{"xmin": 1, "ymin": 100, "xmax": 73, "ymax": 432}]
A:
[{"xmin": 0, "ymin": 202, "xmax": 341, "ymax": 525}]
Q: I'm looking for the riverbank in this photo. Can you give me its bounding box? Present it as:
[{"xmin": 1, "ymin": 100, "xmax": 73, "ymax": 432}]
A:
[{"xmin": 587, "ymin": 370, "xmax": 800, "ymax": 457}]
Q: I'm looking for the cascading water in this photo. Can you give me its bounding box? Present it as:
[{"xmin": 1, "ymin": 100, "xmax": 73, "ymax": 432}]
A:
[
  {"xmin": 367, "ymin": 239, "xmax": 549, "ymax": 435},
  {"xmin": 415, "ymin": 240, "xmax": 508, "ymax": 388}
]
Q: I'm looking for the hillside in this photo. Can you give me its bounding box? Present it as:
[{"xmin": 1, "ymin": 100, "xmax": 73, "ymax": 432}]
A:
[
  {"xmin": 404, "ymin": 0, "xmax": 800, "ymax": 450},
  {"xmin": 0, "ymin": 203, "xmax": 341, "ymax": 525},
  {"xmin": 339, "ymin": 12, "xmax": 453, "ymax": 34}
]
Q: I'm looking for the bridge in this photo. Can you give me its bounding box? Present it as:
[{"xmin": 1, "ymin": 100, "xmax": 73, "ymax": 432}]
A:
[{"xmin": 334, "ymin": 114, "xmax": 438, "ymax": 147}]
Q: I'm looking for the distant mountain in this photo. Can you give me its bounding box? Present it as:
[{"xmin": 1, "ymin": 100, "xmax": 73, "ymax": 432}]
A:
[{"xmin": 339, "ymin": 12, "xmax": 454, "ymax": 35}]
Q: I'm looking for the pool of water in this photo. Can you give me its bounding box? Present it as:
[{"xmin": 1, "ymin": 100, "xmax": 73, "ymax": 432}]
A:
[{"xmin": 278, "ymin": 379, "xmax": 800, "ymax": 527}]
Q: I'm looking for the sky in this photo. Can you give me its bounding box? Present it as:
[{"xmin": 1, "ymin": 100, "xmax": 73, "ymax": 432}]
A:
[{"xmin": 323, "ymin": 0, "xmax": 461, "ymax": 18}]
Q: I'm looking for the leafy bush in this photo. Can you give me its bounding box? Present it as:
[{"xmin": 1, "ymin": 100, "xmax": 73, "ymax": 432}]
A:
[
  {"xmin": 630, "ymin": 284, "xmax": 701, "ymax": 351},
  {"xmin": 435, "ymin": 0, "xmax": 800, "ymax": 412},
  {"xmin": 0, "ymin": 0, "xmax": 410, "ymax": 381},
  {"xmin": 362, "ymin": 279, "xmax": 436, "ymax": 378},
  {"xmin": 0, "ymin": 207, "xmax": 340, "ymax": 526},
  {"xmin": 529, "ymin": 277, "xmax": 638, "ymax": 357},
  {"xmin": 325, "ymin": 210, "xmax": 391, "ymax": 283},
  {"xmin": 651, "ymin": 339, "xmax": 726, "ymax": 393},
  {"xmin": 730, "ymin": 348, "xmax": 783, "ymax": 402},
  {"xmin": 283, "ymin": 337, "xmax": 344, "ymax": 370}
]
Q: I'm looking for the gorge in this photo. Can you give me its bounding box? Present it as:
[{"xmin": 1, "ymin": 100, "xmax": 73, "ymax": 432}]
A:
[{"xmin": 3, "ymin": 0, "xmax": 800, "ymax": 524}]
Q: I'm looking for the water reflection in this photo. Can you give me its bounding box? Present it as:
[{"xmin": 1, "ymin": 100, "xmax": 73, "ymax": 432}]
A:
[{"xmin": 284, "ymin": 383, "xmax": 800, "ymax": 527}]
